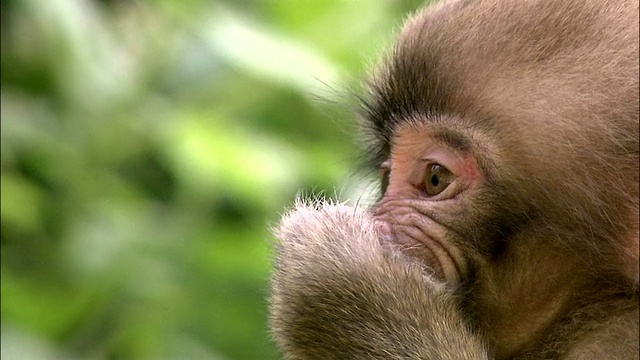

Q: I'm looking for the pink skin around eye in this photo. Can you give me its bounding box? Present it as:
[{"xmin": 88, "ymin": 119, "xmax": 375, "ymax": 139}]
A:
[
  {"xmin": 419, "ymin": 148, "xmax": 482, "ymax": 192},
  {"xmin": 386, "ymin": 124, "xmax": 484, "ymax": 197}
]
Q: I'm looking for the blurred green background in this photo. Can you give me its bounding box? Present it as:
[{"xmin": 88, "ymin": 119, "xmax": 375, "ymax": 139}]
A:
[{"xmin": 1, "ymin": 0, "xmax": 423, "ymax": 359}]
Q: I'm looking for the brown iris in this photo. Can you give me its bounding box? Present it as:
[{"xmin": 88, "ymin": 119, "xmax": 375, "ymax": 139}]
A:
[{"xmin": 424, "ymin": 164, "xmax": 454, "ymax": 196}]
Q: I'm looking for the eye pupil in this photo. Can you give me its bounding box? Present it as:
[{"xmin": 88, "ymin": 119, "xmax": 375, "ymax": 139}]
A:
[{"xmin": 430, "ymin": 174, "xmax": 439, "ymax": 187}]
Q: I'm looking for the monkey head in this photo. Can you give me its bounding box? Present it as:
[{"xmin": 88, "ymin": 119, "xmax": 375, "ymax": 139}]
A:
[{"xmin": 269, "ymin": 0, "xmax": 639, "ymax": 358}]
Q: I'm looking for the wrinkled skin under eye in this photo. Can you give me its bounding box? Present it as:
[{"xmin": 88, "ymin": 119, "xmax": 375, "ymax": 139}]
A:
[{"xmin": 372, "ymin": 198, "xmax": 464, "ymax": 284}]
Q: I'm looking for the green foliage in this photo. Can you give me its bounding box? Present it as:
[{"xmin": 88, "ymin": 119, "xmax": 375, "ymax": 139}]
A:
[{"xmin": 1, "ymin": 0, "xmax": 419, "ymax": 359}]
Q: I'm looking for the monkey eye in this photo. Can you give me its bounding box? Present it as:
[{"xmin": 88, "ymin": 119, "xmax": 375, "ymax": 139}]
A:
[
  {"xmin": 424, "ymin": 164, "xmax": 455, "ymax": 196},
  {"xmin": 379, "ymin": 161, "xmax": 391, "ymax": 194}
]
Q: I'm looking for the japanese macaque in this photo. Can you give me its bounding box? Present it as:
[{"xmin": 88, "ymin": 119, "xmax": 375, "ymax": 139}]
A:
[{"xmin": 269, "ymin": 0, "xmax": 639, "ymax": 359}]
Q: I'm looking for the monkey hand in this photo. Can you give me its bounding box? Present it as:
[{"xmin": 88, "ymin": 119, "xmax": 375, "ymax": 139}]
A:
[{"xmin": 269, "ymin": 200, "xmax": 488, "ymax": 360}]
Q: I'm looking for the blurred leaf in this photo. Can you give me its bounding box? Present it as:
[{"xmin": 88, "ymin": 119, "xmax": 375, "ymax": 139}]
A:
[
  {"xmin": 162, "ymin": 110, "xmax": 301, "ymax": 210},
  {"xmin": 1, "ymin": 174, "xmax": 44, "ymax": 232},
  {"xmin": 0, "ymin": 0, "xmax": 417, "ymax": 358},
  {"xmin": 204, "ymin": 8, "xmax": 342, "ymax": 95}
]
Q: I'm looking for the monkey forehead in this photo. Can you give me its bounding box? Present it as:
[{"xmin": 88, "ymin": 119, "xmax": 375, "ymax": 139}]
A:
[
  {"xmin": 365, "ymin": 0, "xmax": 638, "ymax": 129},
  {"xmin": 396, "ymin": 0, "xmax": 636, "ymax": 82},
  {"xmin": 361, "ymin": 0, "xmax": 638, "ymax": 178}
]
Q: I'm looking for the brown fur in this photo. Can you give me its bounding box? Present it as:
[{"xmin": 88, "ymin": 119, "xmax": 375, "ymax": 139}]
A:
[
  {"xmin": 271, "ymin": 202, "xmax": 489, "ymax": 359},
  {"xmin": 270, "ymin": 0, "xmax": 639, "ymax": 358}
]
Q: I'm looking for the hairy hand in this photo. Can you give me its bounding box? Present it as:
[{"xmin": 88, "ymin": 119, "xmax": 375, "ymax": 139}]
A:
[{"xmin": 269, "ymin": 200, "xmax": 487, "ymax": 360}]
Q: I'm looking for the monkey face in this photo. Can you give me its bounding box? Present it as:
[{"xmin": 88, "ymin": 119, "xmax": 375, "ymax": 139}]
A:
[{"xmin": 361, "ymin": 0, "xmax": 640, "ymax": 289}]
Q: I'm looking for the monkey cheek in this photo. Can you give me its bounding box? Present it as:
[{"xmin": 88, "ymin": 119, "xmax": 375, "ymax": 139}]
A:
[
  {"xmin": 403, "ymin": 235, "xmax": 460, "ymax": 284},
  {"xmin": 374, "ymin": 219, "xmax": 461, "ymax": 284}
]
